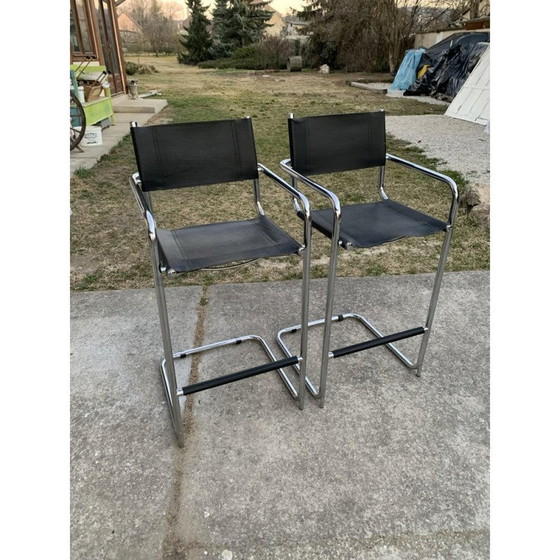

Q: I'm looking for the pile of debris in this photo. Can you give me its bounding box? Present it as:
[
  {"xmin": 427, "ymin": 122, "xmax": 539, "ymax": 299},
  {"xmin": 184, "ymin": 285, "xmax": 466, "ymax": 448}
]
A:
[{"xmin": 391, "ymin": 32, "xmax": 490, "ymax": 102}]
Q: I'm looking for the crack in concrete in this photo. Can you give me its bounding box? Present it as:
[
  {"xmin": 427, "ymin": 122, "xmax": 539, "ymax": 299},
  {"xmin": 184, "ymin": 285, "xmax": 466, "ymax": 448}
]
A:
[{"xmin": 162, "ymin": 284, "xmax": 210, "ymax": 559}]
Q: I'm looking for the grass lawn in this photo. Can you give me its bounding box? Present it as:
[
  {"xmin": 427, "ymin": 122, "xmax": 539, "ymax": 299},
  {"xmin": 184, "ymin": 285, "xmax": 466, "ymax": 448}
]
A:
[{"xmin": 70, "ymin": 56, "xmax": 489, "ymax": 291}]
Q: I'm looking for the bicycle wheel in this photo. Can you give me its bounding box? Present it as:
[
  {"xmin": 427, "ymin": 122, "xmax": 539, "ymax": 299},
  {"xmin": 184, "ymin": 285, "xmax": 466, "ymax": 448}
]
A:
[{"xmin": 70, "ymin": 90, "xmax": 86, "ymax": 151}]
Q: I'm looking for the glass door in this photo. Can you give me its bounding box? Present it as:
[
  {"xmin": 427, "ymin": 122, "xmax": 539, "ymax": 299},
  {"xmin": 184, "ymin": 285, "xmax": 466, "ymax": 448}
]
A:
[{"xmin": 96, "ymin": 0, "xmax": 125, "ymax": 94}]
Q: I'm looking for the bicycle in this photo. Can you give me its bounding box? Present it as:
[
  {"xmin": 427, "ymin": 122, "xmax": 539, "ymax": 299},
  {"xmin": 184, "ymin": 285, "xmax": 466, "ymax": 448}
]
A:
[{"xmin": 70, "ymin": 89, "xmax": 86, "ymax": 151}]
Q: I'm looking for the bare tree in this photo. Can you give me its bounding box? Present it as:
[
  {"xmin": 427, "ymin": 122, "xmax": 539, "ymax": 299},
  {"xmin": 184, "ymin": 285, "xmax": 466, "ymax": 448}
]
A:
[
  {"xmin": 378, "ymin": 1, "xmax": 472, "ymax": 72},
  {"xmin": 299, "ymin": 0, "xmax": 468, "ymax": 73},
  {"xmin": 120, "ymin": 0, "xmax": 181, "ymax": 55},
  {"xmin": 469, "ymin": 0, "xmax": 479, "ymax": 19}
]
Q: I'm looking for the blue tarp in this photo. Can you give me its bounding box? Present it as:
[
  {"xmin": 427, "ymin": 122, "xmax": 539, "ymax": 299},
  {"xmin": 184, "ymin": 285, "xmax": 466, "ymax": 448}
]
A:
[{"xmin": 390, "ymin": 49, "xmax": 425, "ymax": 91}]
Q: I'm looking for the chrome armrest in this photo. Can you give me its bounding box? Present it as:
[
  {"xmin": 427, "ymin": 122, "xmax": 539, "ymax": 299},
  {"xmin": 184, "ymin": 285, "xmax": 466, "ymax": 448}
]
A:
[
  {"xmin": 257, "ymin": 163, "xmax": 312, "ymax": 222},
  {"xmin": 386, "ymin": 153, "xmax": 459, "ymax": 225},
  {"xmin": 129, "ymin": 173, "xmax": 157, "ymax": 242},
  {"xmin": 279, "ymin": 159, "xmax": 342, "ymax": 222}
]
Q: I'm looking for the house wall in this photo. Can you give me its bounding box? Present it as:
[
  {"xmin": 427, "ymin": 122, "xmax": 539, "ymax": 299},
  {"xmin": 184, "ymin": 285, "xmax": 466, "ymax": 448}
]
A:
[
  {"xmin": 265, "ymin": 10, "xmax": 285, "ymax": 37},
  {"xmin": 117, "ymin": 12, "xmax": 141, "ymax": 33},
  {"xmin": 414, "ymin": 28, "xmax": 490, "ymax": 49}
]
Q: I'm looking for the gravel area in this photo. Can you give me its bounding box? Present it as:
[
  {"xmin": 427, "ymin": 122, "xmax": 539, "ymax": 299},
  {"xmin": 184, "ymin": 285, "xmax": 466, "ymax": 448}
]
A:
[{"xmin": 386, "ymin": 114, "xmax": 490, "ymax": 184}]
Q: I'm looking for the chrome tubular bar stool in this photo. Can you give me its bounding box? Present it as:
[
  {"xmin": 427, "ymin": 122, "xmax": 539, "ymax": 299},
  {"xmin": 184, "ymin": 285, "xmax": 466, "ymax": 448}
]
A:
[
  {"xmin": 129, "ymin": 117, "xmax": 312, "ymax": 446},
  {"xmin": 277, "ymin": 111, "xmax": 459, "ymax": 406}
]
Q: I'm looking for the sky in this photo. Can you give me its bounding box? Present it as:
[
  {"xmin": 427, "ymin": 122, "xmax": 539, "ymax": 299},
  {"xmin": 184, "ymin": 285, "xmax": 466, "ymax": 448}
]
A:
[
  {"xmin": 268, "ymin": 0, "xmax": 305, "ymax": 14},
  {"xmin": 172, "ymin": 0, "xmax": 306, "ymax": 17}
]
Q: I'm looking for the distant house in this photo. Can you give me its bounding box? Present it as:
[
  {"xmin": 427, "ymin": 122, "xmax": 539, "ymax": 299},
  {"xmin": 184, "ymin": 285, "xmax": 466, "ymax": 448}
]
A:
[
  {"xmin": 116, "ymin": 11, "xmax": 142, "ymax": 50},
  {"xmin": 117, "ymin": 11, "xmax": 141, "ymax": 34},
  {"xmin": 264, "ymin": 6, "xmax": 286, "ymax": 37},
  {"xmin": 281, "ymin": 14, "xmax": 309, "ymax": 41},
  {"xmin": 70, "ymin": 0, "xmax": 127, "ymax": 96}
]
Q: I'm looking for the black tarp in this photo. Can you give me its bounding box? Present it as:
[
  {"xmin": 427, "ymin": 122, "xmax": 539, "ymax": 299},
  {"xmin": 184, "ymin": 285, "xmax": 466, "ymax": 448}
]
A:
[{"xmin": 404, "ymin": 32, "xmax": 490, "ymax": 100}]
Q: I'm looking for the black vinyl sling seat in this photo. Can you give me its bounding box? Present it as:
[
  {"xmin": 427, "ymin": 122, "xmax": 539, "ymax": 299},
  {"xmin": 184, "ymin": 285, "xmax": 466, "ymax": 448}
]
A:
[
  {"xmin": 277, "ymin": 111, "xmax": 459, "ymax": 406},
  {"xmin": 129, "ymin": 117, "xmax": 312, "ymax": 446}
]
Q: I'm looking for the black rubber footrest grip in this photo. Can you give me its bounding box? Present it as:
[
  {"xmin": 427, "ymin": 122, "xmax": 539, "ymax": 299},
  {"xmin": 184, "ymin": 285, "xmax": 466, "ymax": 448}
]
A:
[
  {"xmin": 331, "ymin": 327, "xmax": 425, "ymax": 359},
  {"xmin": 181, "ymin": 355, "xmax": 299, "ymax": 395}
]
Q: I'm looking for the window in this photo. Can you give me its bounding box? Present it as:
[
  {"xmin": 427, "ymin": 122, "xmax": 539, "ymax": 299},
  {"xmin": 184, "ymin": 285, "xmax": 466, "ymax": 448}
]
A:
[{"xmin": 70, "ymin": 0, "xmax": 96, "ymax": 58}]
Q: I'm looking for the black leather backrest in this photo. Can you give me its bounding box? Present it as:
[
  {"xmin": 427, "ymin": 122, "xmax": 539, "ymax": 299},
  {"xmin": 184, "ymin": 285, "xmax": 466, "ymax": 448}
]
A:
[
  {"xmin": 288, "ymin": 111, "xmax": 386, "ymax": 175},
  {"xmin": 130, "ymin": 118, "xmax": 259, "ymax": 191}
]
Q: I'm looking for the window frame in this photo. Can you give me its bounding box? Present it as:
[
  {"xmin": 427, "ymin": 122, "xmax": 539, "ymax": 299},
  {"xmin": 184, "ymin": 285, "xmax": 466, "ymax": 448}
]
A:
[{"xmin": 70, "ymin": 0, "xmax": 99, "ymax": 60}]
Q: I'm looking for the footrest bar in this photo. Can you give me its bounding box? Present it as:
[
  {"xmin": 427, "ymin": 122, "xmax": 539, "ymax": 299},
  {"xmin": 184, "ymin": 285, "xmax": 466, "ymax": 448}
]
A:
[
  {"xmin": 173, "ymin": 335, "xmax": 255, "ymax": 360},
  {"xmin": 180, "ymin": 356, "xmax": 300, "ymax": 396},
  {"xmin": 330, "ymin": 327, "xmax": 426, "ymax": 359}
]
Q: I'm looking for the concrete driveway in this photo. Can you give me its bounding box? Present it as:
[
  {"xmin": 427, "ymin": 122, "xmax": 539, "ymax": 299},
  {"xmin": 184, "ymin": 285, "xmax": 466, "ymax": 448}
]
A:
[{"xmin": 71, "ymin": 270, "xmax": 489, "ymax": 559}]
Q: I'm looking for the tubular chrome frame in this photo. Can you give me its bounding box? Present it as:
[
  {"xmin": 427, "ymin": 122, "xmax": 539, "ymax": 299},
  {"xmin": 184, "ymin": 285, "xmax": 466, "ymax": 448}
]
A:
[
  {"xmin": 278, "ymin": 158, "xmax": 341, "ymax": 407},
  {"xmin": 278, "ymin": 123, "xmax": 459, "ymax": 407},
  {"xmin": 129, "ymin": 121, "xmax": 312, "ymax": 446}
]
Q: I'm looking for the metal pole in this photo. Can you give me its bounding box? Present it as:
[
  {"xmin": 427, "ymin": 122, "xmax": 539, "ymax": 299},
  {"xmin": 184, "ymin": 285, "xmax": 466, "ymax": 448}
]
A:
[
  {"xmin": 151, "ymin": 242, "xmax": 185, "ymax": 447},
  {"xmin": 415, "ymin": 225, "xmax": 454, "ymax": 376},
  {"xmin": 318, "ymin": 214, "xmax": 341, "ymax": 407}
]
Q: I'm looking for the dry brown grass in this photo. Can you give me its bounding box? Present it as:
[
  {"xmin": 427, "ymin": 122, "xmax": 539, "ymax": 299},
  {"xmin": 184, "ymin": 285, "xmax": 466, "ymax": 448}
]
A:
[{"xmin": 70, "ymin": 56, "xmax": 489, "ymax": 291}]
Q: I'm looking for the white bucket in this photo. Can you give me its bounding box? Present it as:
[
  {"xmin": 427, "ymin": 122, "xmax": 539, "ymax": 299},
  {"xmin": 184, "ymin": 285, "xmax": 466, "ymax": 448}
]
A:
[{"xmin": 83, "ymin": 126, "xmax": 103, "ymax": 146}]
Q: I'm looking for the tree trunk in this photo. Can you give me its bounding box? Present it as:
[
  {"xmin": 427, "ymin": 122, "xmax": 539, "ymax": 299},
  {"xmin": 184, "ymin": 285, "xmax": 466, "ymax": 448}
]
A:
[{"xmin": 470, "ymin": 0, "xmax": 479, "ymax": 19}]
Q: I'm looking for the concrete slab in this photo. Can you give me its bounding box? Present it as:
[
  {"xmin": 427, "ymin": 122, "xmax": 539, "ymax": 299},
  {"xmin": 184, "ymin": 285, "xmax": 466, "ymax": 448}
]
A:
[
  {"xmin": 70, "ymin": 286, "xmax": 201, "ymax": 560},
  {"xmin": 349, "ymin": 81, "xmax": 449, "ymax": 106},
  {"xmin": 167, "ymin": 271, "xmax": 489, "ymax": 559},
  {"xmin": 350, "ymin": 81, "xmax": 391, "ymax": 93},
  {"xmin": 69, "ymin": 272, "xmax": 489, "ymax": 559},
  {"xmin": 112, "ymin": 96, "xmax": 168, "ymax": 114},
  {"xmin": 384, "ymin": 88, "xmax": 450, "ymax": 106}
]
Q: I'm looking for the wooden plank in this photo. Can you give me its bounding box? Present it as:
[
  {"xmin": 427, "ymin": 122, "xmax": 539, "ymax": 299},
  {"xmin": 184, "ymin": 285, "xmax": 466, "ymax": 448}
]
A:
[
  {"xmin": 83, "ymin": 97, "xmax": 115, "ymax": 127},
  {"xmin": 446, "ymin": 46, "xmax": 490, "ymax": 125}
]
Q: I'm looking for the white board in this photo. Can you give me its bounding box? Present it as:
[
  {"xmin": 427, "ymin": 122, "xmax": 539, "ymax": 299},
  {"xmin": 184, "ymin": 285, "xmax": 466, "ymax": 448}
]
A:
[{"xmin": 445, "ymin": 45, "xmax": 490, "ymax": 125}]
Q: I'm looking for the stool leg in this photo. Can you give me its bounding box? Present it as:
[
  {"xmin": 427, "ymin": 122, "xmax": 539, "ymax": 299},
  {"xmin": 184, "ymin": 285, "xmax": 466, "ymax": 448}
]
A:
[
  {"xmin": 151, "ymin": 243, "xmax": 185, "ymax": 447},
  {"xmin": 298, "ymin": 215, "xmax": 312, "ymax": 409},
  {"xmin": 318, "ymin": 222, "xmax": 341, "ymax": 408},
  {"xmin": 415, "ymin": 226, "xmax": 454, "ymax": 377}
]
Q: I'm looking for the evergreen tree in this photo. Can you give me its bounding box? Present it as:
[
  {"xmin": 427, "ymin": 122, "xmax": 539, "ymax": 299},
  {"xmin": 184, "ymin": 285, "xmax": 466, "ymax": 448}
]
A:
[
  {"xmin": 178, "ymin": 0, "xmax": 213, "ymax": 64},
  {"xmin": 245, "ymin": 0, "xmax": 274, "ymax": 43},
  {"xmin": 297, "ymin": 0, "xmax": 339, "ymax": 68},
  {"xmin": 211, "ymin": 0, "xmax": 273, "ymax": 56},
  {"xmin": 210, "ymin": 0, "xmax": 234, "ymax": 58}
]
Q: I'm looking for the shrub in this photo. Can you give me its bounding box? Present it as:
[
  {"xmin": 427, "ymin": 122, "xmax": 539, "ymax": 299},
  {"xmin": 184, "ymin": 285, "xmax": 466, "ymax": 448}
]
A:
[
  {"xmin": 231, "ymin": 45, "xmax": 258, "ymax": 60},
  {"xmin": 198, "ymin": 57, "xmax": 261, "ymax": 70},
  {"xmin": 254, "ymin": 37, "xmax": 295, "ymax": 70},
  {"xmin": 138, "ymin": 64, "xmax": 159, "ymax": 74},
  {"xmin": 125, "ymin": 61, "xmax": 159, "ymax": 75},
  {"xmin": 198, "ymin": 38, "xmax": 296, "ymax": 71},
  {"xmin": 125, "ymin": 61, "xmax": 139, "ymax": 75},
  {"xmin": 198, "ymin": 45, "xmax": 261, "ymax": 70}
]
